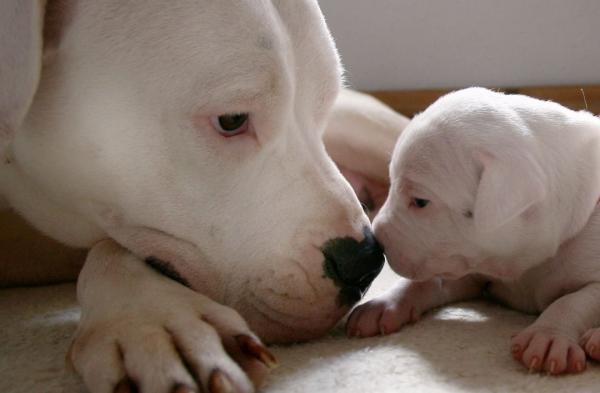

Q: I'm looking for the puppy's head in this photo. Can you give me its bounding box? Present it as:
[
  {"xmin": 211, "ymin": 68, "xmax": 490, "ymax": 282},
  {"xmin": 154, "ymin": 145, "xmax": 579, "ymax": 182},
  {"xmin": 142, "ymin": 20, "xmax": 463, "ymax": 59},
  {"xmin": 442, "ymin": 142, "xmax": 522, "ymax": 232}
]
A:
[
  {"xmin": 375, "ymin": 87, "xmax": 598, "ymax": 281},
  {"xmin": 1, "ymin": 0, "xmax": 384, "ymax": 343}
]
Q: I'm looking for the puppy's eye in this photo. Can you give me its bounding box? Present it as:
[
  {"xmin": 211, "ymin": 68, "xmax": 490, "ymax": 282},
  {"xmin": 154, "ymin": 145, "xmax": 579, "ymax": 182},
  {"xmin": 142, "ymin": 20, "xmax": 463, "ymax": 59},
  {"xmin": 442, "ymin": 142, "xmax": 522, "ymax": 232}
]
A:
[
  {"xmin": 211, "ymin": 113, "xmax": 249, "ymax": 136},
  {"xmin": 410, "ymin": 197, "xmax": 430, "ymax": 208}
]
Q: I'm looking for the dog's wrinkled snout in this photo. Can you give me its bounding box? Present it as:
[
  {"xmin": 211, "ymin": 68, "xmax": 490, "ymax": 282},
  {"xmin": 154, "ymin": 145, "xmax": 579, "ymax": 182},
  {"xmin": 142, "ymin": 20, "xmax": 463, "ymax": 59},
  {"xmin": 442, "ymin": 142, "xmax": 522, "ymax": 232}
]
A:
[{"xmin": 322, "ymin": 226, "xmax": 385, "ymax": 306}]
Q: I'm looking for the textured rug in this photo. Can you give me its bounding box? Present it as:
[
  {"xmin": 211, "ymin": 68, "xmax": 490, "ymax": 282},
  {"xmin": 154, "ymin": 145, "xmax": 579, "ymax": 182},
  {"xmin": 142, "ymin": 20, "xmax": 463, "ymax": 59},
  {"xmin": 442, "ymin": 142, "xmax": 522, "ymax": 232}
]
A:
[{"xmin": 2, "ymin": 265, "xmax": 600, "ymax": 393}]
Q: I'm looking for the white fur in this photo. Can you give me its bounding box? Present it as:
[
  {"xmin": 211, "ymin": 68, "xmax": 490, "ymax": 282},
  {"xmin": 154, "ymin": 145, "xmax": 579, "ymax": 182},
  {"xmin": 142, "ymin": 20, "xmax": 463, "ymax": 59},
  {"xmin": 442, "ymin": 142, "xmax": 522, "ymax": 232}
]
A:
[
  {"xmin": 0, "ymin": 1, "xmax": 375, "ymax": 391},
  {"xmin": 349, "ymin": 87, "xmax": 600, "ymax": 375}
]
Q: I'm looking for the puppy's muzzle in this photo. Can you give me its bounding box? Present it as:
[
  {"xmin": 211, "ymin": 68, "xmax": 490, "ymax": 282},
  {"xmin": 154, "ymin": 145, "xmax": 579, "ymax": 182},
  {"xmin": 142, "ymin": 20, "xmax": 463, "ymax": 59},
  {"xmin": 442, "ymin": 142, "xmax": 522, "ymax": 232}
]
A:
[{"xmin": 322, "ymin": 227, "xmax": 385, "ymax": 306}]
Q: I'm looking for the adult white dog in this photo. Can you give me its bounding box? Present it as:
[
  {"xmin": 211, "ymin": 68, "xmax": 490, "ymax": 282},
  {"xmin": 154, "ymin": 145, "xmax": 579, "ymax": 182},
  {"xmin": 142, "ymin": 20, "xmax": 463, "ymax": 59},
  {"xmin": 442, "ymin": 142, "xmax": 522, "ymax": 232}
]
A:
[
  {"xmin": 348, "ymin": 87, "xmax": 600, "ymax": 375},
  {"xmin": 0, "ymin": 2, "xmax": 401, "ymax": 392}
]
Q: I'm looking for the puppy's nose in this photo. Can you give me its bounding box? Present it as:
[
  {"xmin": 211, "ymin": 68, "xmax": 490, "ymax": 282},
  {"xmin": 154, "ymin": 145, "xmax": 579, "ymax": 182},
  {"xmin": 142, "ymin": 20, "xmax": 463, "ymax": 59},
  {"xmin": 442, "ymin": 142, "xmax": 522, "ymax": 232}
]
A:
[{"xmin": 322, "ymin": 226, "xmax": 385, "ymax": 306}]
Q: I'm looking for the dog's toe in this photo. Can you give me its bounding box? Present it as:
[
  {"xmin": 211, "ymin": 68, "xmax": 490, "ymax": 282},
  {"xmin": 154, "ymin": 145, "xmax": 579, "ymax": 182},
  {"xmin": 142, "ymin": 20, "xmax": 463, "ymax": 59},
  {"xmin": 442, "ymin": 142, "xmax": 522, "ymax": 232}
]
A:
[
  {"xmin": 69, "ymin": 320, "xmax": 199, "ymax": 393},
  {"xmin": 163, "ymin": 315, "xmax": 259, "ymax": 393},
  {"xmin": 68, "ymin": 323, "xmax": 129, "ymax": 393}
]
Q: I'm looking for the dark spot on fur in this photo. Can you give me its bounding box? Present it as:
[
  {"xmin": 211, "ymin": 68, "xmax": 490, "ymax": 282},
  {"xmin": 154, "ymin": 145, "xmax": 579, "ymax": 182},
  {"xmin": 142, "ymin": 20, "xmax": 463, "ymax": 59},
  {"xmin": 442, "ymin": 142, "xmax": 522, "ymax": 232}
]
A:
[{"xmin": 145, "ymin": 256, "xmax": 190, "ymax": 288}]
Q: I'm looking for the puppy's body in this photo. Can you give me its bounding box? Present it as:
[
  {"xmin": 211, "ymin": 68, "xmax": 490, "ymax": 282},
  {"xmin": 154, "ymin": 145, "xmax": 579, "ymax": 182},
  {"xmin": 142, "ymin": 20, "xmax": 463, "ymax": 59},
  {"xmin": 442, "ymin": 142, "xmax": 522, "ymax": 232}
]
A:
[
  {"xmin": 349, "ymin": 88, "xmax": 600, "ymax": 375},
  {"xmin": 490, "ymin": 209, "xmax": 600, "ymax": 315}
]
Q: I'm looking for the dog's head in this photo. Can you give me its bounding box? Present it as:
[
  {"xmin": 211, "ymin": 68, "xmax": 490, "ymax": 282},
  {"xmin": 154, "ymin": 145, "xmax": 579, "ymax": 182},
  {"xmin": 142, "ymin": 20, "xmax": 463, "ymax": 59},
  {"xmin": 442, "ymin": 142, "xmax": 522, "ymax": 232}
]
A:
[
  {"xmin": 0, "ymin": 0, "xmax": 384, "ymax": 342},
  {"xmin": 374, "ymin": 87, "xmax": 600, "ymax": 281}
]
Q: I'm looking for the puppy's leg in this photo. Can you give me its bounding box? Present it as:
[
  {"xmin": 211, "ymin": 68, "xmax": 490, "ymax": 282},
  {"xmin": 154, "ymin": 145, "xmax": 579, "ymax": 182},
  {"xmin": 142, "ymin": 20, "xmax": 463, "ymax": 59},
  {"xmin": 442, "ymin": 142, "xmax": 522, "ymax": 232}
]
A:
[
  {"xmin": 346, "ymin": 275, "xmax": 483, "ymax": 337},
  {"xmin": 69, "ymin": 239, "xmax": 275, "ymax": 393},
  {"xmin": 511, "ymin": 283, "xmax": 600, "ymax": 375}
]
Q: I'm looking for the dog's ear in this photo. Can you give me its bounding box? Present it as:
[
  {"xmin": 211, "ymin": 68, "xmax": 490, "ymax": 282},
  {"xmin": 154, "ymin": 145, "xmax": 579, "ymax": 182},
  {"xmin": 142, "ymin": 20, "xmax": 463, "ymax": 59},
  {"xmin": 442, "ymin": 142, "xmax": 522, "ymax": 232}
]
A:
[
  {"xmin": 324, "ymin": 89, "xmax": 409, "ymax": 216},
  {"xmin": 473, "ymin": 151, "xmax": 547, "ymax": 232},
  {"xmin": 324, "ymin": 88, "xmax": 409, "ymax": 184},
  {"xmin": 0, "ymin": 1, "xmax": 45, "ymax": 142}
]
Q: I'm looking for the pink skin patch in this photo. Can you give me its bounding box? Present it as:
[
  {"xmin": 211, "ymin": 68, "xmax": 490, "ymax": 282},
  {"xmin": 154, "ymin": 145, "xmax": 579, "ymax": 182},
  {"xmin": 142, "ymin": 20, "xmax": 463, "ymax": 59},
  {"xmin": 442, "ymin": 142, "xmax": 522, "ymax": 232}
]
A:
[{"xmin": 337, "ymin": 165, "xmax": 389, "ymax": 220}]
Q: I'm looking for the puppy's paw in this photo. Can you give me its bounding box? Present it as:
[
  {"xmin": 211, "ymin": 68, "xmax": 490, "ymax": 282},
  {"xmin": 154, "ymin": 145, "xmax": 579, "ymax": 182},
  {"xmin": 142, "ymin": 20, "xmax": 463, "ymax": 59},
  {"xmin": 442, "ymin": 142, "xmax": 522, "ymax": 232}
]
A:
[
  {"xmin": 580, "ymin": 327, "xmax": 600, "ymax": 361},
  {"xmin": 346, "ymin": 294, "xmax": 420, "ymax": 338},
  {"xmin": 69, "ymin": 292, "xmax": 276, "ymax": 393},
  {"xmin": 511, "ymin": 326, "xmax": 585, "ymax": 375}
]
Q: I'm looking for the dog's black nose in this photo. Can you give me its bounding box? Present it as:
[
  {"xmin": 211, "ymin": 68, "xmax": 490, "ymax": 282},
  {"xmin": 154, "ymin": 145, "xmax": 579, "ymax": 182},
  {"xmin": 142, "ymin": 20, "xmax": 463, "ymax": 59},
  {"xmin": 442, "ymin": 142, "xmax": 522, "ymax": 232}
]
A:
[{"xmin": 322, "ymin": 226, "xmax": 385, "ymax": 306}]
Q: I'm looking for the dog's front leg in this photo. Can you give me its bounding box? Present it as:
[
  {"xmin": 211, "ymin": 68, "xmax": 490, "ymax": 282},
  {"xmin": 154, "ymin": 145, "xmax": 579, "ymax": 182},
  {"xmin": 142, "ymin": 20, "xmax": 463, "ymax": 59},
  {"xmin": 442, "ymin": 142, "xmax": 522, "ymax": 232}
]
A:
[
  {"xmin": 511, "ymin": 283, "xmax": 600, "ymax": 374},
  {"xmin": 346, "ymin": 275, "xmax": 484, "ymax": 337},
  {"xmin": 69, "ymin": 239, "xmax": 275, "ymax": 393}
]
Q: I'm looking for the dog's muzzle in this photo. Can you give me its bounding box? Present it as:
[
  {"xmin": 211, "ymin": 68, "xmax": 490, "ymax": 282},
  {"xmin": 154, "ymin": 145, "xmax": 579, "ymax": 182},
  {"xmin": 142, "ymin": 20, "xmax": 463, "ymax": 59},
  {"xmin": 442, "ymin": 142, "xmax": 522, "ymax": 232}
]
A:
[{"xmin": 322, "ymin": 226, "xmax": 385, "ymax": 306}]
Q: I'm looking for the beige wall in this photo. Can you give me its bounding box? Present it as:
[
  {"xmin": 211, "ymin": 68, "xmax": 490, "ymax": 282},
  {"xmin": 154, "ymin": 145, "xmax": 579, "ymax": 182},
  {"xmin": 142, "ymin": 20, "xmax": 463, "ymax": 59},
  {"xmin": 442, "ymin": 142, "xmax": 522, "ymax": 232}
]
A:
[{"xmin": 319, "ymin": 0, "xmax": 600, "ymax": 90}]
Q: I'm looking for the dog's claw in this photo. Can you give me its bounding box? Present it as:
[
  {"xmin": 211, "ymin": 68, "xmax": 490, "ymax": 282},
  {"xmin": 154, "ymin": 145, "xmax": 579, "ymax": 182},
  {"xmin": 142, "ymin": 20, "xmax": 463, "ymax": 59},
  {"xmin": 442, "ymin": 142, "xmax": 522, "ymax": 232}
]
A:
[
  {"xmin": 235, "ymin": 334, "xmax": 278, "ymax": 369},
  {"xmin": 114, "ymin": 378, "xmax": 138, "ymax": 393},
  {"xmin": 172, "ymin": 384, "xmax": 196, "ymax": 393},
  {"xmin": 208, "ymin": 368, "xmax": 234, "ymax": 393}
]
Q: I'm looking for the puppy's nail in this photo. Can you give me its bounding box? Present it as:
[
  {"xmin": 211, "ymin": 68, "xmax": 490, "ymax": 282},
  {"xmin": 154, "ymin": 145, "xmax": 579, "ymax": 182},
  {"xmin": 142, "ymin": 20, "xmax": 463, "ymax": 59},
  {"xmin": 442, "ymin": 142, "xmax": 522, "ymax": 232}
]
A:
[
  {"xmin": 172, "ymin": 384, "xmax": 196, "ymax": 393},
  {"xmin": 208, "ymin": 369, "xmax": 233, "ymax": 393},
  {"xmin": 576, "ymin": 361, "xmax": 585, "ymax": 373},
  {"xmin": 235, "ymin": 334, "xmax": 278, "ymax": 369},
  {"xmin": 114, "ymin": 378, "xmax": 138, "ymax": 393},
  {"xmin": 589, "ymin": 344, "xmax": 596, "ymax": 355},
  {"xmin": 380, "ymin": 326, "xmax": 386, "ymax": 336},
  {"xmin": 528, "ymin": 357, "xmax": 539, "ymax": 373},
  {"xmin": 549, "ymin": 360, "xmax": 557, "ymax": 375}
]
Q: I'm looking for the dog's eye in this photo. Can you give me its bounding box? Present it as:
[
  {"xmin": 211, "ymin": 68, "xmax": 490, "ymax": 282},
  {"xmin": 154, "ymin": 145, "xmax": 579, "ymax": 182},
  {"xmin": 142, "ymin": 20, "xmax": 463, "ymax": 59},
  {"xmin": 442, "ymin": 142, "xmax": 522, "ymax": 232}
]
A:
[
  {"xmin": 410, "ymin": 197, "xmax": 430, "ymax": 208},
  {"xmin": 211, "ymin": 113, "xmax": 249, "ymax": 136}
]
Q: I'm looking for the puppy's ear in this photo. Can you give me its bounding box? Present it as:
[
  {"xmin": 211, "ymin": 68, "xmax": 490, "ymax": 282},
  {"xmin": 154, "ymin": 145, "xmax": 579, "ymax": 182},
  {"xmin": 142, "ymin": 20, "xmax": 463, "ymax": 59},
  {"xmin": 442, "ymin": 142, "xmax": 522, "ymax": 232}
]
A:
[
  {"xmin": 0, "ymin": 1, "xmax": 45, "ymax": 142},
  {"xmin": 473, "ymin": 151, "xmax": 547, "ymax": 231},
  {"xmin": 324, "ymin": 89, "xmax": 409, "ymax": 216}
]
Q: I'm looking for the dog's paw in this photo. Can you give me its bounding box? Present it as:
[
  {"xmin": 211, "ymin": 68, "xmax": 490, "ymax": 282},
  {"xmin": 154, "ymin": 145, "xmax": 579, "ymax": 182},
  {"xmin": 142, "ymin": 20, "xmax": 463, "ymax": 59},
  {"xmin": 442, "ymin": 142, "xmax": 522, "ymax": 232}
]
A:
[
  {"xmin": 511, "ymin": 326, "xmax": 585, "ymax": 374},
  {"xmin": 580, "ymin": 327, "xmax": 600, "ymax": 361},
  {"xmin": 69, "ymin": 299, "xmax": 276, "ymax": 393},
  {"xmin": 68, "ymin": 287, "xmax": 276, "ymax": 393},
  {"xmin": 70, "ymin": 240, "xmax": 278, "ymax": 393},
  {"xmin": 346, "ymin": 292, "xmax": 420, "ymax": 338}
]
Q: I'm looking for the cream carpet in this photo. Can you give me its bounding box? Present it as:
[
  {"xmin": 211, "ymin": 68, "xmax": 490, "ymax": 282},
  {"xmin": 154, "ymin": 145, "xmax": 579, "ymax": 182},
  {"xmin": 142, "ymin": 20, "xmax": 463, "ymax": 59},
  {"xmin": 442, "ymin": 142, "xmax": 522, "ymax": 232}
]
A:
[{"xmin": 2, "ymin": 265, "xmax": 600, "ymax": 393}]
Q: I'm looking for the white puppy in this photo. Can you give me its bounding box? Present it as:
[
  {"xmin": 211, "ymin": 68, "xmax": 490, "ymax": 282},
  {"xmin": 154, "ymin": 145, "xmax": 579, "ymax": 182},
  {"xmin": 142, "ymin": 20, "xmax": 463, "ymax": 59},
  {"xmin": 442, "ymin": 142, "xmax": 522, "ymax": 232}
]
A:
[
  {"xmin": 1, "ymin": 1, "xmax": 388, "ymax": 392},
  {"xmin": 348, "ymin": 87, "xmax": 600, "ymax": 375}
]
